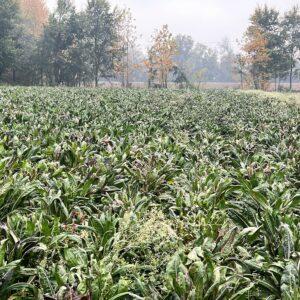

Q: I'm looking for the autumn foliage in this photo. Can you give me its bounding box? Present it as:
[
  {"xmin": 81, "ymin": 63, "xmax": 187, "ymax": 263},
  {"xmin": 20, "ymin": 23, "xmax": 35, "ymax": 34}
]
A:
[
  {"xmin": 19, "ymin": 0, "xmax": 48, "ymax": 36},
  {"xmin": 243, "ymin": 27, "xmax": 270, "ymax": 90},
  {"xmin": 146, "ymin": 25, "xmax": 177, "ymax": 88}
]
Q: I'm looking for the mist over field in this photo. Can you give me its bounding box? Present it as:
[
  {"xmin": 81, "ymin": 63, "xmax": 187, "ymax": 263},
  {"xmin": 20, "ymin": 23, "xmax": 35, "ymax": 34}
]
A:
[{"xmin": 46, "ymin": 0, "xmax": 297, "ymax": 49}]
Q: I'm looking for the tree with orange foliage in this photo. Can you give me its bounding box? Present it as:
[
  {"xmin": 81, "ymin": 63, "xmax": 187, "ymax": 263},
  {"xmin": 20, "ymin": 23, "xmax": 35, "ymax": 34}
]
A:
[
  {"xmin": 243, "ymin": 27, "xmax": 270, "ymax": 90},
  {"xmin": 19, "ymin": 0, "xmax": 48, "ymax": 36},
  {"xmin": 147, "ymin": 25, "xmax": 177, "ymax": 88},
  {"xmin": 242, "ymin": 5, "xmax": 292, "ymax": 91}
]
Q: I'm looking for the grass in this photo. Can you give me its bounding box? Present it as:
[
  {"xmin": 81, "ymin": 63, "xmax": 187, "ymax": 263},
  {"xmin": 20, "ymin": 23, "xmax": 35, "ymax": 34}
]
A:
[{"xmin": 0, "ymin": 87, "xmax": 299, "ymax": 299}]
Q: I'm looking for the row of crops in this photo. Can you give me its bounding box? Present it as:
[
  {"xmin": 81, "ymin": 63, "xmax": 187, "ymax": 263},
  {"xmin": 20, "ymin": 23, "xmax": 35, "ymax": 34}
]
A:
[{"xmin": 0, "ymin": 87, "xmax": 299, "ymax": 299}]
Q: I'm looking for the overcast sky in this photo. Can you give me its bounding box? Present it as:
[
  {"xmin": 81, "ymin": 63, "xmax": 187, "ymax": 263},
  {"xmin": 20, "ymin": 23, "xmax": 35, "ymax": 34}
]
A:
[{"xmin": 46, "ymin": 0, "xmax": 298, "ymax": 49}]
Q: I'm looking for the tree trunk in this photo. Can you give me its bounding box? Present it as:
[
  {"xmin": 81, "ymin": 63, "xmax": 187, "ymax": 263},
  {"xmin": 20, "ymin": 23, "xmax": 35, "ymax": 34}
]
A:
[
  {"xmin": 94, "ymin": 34, "xmax": 98, "ymax": 87},
  {"xmin": 251, "ymin": 69, "xmax": 259, "ymax": 90},
  {"xmin": 40, "ymin": 68, "xmax": 43, "ymax": 86},
  {"xmin": 126, "ymin": 44, "xmax": 129, "ymax": 87},
  {"xmin": 240, "ymin": 72, "xmax": 243, "ymax": 89},
  {"xmin": 121, "ymin": 54, "xmax": 125, "ymax": 87},
  {"xmin": 12, "ymin": 69, "xmax": 16, "ymax": 83},
  {"xmin": 289, "ymin": 65, "xmax": 293, "ymax": 91},
  {"xmin": 121, "ymin": 73, "xmax": 125, "ymax": 88},
  {"xmin": 253, "ymin": 77, "xmax": 259, "ymax": 90},
  {"xmin": 94, "ymin": 64, "xmax": 99, "ymax": 87}
]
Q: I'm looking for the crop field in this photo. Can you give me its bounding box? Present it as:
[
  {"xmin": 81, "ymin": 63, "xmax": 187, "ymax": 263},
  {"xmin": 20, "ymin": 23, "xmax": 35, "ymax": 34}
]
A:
[{"xmin": 0, "ymin": 87, "xmax": 299, "ymax": 299}]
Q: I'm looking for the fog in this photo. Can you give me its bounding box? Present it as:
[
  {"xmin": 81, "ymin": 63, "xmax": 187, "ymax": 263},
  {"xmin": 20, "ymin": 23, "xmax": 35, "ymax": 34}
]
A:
[{"xmin": 46, "ymin": 0, "xmax": 298, "ymax": 48}]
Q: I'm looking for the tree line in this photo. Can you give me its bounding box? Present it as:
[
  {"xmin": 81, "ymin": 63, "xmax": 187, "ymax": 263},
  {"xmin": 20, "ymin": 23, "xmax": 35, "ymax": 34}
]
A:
[
  {"xmin": 0, "ymin": 0, "xmax": 140, "ymax": 86},
  {"xmin": 238, "ymin": 5, "xmax": 300, "ymax": 90},
  {"xmin": 0, "ymin": 0, "xmax": 237, "ymax": 87},
  {"xmin": 147, "ymin": 5, "xmax": 300, "ymax": 90},
  {"xmin": 0, "ymin": 0, "xmax": 299, "ymax": 89}
]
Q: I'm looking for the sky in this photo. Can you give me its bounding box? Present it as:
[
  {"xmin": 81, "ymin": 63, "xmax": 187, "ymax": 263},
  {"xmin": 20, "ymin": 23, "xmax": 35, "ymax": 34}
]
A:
[{"xmin": 46, "ymin": 0, "xmax": 298, "ymax": 50}]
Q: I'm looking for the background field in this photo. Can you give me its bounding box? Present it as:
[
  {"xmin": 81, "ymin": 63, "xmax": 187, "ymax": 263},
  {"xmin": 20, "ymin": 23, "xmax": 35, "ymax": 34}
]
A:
[
  {"xmin": 95, "ymin": 82, "xmax": 300, "ymax": 92},
  {"xmin": 0, "ymin": 87, "xmax": 299, "ymax": 299}
]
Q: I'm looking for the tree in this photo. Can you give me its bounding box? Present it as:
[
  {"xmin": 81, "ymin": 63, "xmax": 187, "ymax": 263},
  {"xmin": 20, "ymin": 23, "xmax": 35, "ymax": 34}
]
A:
[
  {"xmin": 147, "ymin": 25, "xmax": 177, "ymax": 88},
  {"xmin": 19, "ymin": 0, "xmax": 48, "ymax": 37},
  {"xmin": 115, "ymin": 8, "xmax": 139, "ymax": 87},
  {"xmin": 172, "ymin": 34, "xmax": 194, "ymax": 87},
  {"xmin": 172, "ymin": 65, "xmax": 190, "ymax": 88},
  {"xmin": 193, "ymin": 68, "xmax": 207, "ymax": 88},
  {"xmin": 173, "ymin": 35, "xmax": 194, "ymax": 73},
  {"xmin": 0, "ymin": 0, "xmax": 19, "ymax": 79},
  {"xmin": 40, "ymin": 0, "xmax": 84, "ymax": 85},
  {"xmin": 128, "ymin": 48, "xmax": 147, "ymax": 84},
  {"xmin": 281, "ymin": 6, "xmax": 300, "ymax": 90},
  {"xmin": 243, "ymin": 27, "xmax": 270, "ymax": 90},
  {"xmin": 12, "ymin": 21, "xmax": 38, "ymax": 84},
  {"xmin": 173, "ymin": 35, "xmax": 220, "ymax": 85},
  {"xmin": 189, "ymin": 43, "xmax": 219, "ymax": 83},
  {"xmin": 8, "ymin": 0, "xmax": 49, "ymax": 84},
  {"xmin": 218, "ymin": 38, "xmax": 235, "ymax": 82},
  {"xmin": 85, "ymin": 0, "xmax": 119, "ymax": 87},
  {"xmin": 234, "ymin": 54, "xmax": 246, "ymax": 88},
  {"xmin": 242, "ymin": 6, "xmax": 282, "ymax": 90},
  {"xmin": 246, "ymin": 5, "xmax": 290, "ymax": 90}
]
